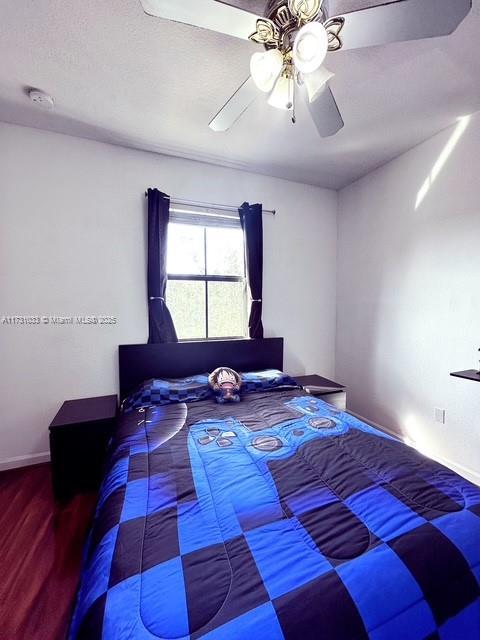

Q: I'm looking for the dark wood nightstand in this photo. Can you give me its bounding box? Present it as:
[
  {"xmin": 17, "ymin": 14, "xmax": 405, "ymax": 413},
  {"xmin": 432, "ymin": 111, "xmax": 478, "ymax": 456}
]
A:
[
  {"xmin": 295, "ymin": 375, "xmax": 346, "ymax": 410},
  {"xmin": 49, "ymin": 395, "xmax": 117, "ymax": 501}
]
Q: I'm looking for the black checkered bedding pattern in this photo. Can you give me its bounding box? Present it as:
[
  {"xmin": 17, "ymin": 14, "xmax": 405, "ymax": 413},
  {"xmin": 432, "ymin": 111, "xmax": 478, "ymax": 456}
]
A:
[{"xmin": 70, "ymin": 389, "xmax": 480, "ymax": 639}]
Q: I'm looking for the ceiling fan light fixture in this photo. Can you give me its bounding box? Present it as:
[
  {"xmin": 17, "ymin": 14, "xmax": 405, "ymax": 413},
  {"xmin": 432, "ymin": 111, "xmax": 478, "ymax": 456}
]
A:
[
  {"xmin": 250, "ymin": 49, "xmax": 284, "ymax": 93},
  {"xmin": 268, "ymin": 74, "xmax": 294, "ymax": 111},
  {"xmin": 293, "ymin": 21, "xmax": 328, "ymax": 74},
  {"xmin": 302, "ymin": 66, "xmax": 334, "ymax": 103}
]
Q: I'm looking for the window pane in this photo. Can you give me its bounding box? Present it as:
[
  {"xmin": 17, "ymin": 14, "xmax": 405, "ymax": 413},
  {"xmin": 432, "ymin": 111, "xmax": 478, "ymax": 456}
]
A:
[
  {"xmin": 167, "ymin": 280, "xmax": 206, "ymax": 339},
  {"xmin": 167, "ymin": 224, "xmax": 205, "ymax": 275},
  {"xmin": 208, "ymin": 281, "xmax": 246, "ymax": 338},
  {"xmin": 206, "ymin": 227, "xmax": 244, "ymax": 276}
]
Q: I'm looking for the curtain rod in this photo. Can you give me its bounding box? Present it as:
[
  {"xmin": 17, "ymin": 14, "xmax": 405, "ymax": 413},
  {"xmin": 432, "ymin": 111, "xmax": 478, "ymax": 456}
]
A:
[{"xmin": 144, "ymin": 192, "xmax": 275, "ymax": 216}]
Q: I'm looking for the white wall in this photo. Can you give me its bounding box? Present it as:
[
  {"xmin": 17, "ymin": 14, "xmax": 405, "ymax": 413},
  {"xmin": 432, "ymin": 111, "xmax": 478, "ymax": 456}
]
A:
[
  {"xmin": 336, "ymin": 111, "xmax": 480, "ymax": 484},
  {"xmin": 0, "ymin": 122, "xmax": 337, "ymax": 466}
]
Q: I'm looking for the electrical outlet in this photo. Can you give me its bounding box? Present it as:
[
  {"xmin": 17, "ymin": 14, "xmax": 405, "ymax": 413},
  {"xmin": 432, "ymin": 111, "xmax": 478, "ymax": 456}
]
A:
[{"xmin": 434, "ymin": 408, "xmax": 446, "ymax": 424}]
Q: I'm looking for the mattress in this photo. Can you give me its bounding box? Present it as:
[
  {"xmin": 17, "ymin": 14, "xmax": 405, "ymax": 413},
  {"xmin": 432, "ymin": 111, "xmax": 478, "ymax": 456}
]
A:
[{"xmin": 70, "ymin": 388, "xmax": 480, "ymax": 639}]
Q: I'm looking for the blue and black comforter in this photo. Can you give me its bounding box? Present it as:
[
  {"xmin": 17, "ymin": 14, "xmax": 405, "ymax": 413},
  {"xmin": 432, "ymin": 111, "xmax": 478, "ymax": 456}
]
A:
[{"xmin": 70, "ymin": 389, "xmax": 480, "ymax": 639}]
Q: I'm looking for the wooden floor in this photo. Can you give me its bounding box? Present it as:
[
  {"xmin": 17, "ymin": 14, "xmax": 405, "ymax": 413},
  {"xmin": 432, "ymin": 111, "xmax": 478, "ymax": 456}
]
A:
[{"xmin": 0, "ymin": 464, "xmax": 97, "ymax": 640}]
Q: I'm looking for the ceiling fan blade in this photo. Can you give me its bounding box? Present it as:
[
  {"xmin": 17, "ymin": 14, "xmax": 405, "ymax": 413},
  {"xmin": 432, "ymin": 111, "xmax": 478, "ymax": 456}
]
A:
[
  {"xmin": 140, "ymin": 0, "xmax": 261, "ymax": 40},
  {"xmin": 305, "ymin": 84, "xmax": 344, "ymax": 137},
  {"xmin": 334, "ymin": 0, "xmax": 472, "ymax": 51},
  {"xmin": 209, "ymin": 77, "xmax": 258, "ymax": 132}
]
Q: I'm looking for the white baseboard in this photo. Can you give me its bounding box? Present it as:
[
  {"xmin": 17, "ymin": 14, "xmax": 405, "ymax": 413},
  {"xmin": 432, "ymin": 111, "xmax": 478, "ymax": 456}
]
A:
[
  {"xmin": 347, "ymin": 410, "xmax": 480, "ymax": 487},
  {"xmin": 0, "ymin": 451, "xmax": 50, "ymax": 472}
]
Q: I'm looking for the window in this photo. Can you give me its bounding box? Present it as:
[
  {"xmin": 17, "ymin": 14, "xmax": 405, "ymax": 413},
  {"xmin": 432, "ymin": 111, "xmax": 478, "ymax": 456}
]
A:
[{"xmin": 166, "ymin": 217, "xmax": 247, "ymax": 340}]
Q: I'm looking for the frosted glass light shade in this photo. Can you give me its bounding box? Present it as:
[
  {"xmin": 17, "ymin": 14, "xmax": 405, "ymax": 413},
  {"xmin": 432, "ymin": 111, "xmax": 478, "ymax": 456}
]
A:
[
  {"xmin": 293, "ymin": 22, "xmax": 328, "ymax": 74},
  {"xmin": 268, "ymin": 75, "xmax": 293, "ymax": 110},
  {"xmin": 250, "ymin": 49, "xmax": 283, "ymax": 93},
  {"xmin": 303, "ymin": 66, "xmax": 334, "ymax": 103}
]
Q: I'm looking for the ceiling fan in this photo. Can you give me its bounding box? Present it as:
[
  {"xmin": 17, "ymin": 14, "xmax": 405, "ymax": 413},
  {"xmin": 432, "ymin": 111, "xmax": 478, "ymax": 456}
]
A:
[{"xmin": 140, "ymin": 0, "xmax": 472, "ymax": 137}]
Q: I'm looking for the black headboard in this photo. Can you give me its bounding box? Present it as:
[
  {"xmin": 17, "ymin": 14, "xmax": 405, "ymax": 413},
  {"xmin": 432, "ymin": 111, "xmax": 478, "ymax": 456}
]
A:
[{"xmin": 118, "ymin": 338, "xmax": 284, "ymax": 400}]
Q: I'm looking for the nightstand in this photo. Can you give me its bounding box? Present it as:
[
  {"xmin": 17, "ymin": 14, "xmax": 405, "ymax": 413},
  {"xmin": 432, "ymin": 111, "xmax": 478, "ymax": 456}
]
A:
[
  {"xmin": 295, "ymin": 375, "xmax": 346, "ymax": 411},
  {"xmin": 49, "ymin": 395, "xmax": 117, "ymax": 501}
]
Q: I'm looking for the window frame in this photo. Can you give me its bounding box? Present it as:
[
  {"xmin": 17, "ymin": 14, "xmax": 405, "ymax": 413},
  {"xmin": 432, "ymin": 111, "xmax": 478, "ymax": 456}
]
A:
[{"xmin": 167, "ymin": 223, "xmax": 247, "ymax": 341}]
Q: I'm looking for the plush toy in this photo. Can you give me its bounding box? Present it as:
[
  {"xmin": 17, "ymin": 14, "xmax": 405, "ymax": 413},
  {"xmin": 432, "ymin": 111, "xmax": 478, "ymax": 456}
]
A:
[{"xmin": 209, "ymin": 367, "xmax": 242, "ymax": 404}]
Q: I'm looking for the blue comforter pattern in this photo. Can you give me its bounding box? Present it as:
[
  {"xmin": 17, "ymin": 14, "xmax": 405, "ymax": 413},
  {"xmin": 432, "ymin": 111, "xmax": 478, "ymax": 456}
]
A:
[{"xmin": 70, "ymin": 390, "xmax": 480, "ymax": 639}]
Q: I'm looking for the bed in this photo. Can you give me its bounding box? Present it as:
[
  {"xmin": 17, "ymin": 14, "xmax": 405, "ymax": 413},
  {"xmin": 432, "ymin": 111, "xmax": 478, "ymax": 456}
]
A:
[{"xmin": 70, "ymin": 339, "xmax": 480, "ymax": 639}]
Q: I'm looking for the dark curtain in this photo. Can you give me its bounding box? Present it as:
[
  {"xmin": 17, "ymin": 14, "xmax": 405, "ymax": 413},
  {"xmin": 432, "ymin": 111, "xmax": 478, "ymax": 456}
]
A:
[
  {"xmin": 147, "ymin": 188, "xmax": 178, "ymax": 343},
  {"xmin": 239, "ymin": 202, "xmax": 264, "ymax": 339}
]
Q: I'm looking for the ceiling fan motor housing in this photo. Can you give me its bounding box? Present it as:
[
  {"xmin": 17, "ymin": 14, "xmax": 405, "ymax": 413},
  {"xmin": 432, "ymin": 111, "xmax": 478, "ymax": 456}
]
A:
[
  {"xmin": 267, "ymin": 1, "xmax": 298, "ymax": 37},
  {"xmin": 264, "ymin": 0, "xmax": 328, "ymax": 52},
  {"xmin": 263, "ymin": 0, "xmax": 298, "ymax": 53}
]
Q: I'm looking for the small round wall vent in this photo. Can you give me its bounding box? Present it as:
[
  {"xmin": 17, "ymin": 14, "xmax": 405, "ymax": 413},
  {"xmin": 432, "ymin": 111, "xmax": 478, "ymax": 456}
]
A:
[{"xmin": 28, "ymin": 89, "xmax": 54, "ymax": 109}]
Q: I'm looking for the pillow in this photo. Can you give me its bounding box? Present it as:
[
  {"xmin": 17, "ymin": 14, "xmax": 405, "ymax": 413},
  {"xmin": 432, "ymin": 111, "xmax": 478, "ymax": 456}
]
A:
[
  {"xmin": 241, "ymin": 369, "xmax": 299, "ymax": 394},
  {"xmin": 122, "ymin": 374, "xmax": 210, "ymax": 412},
  {"xmin": 209, "ymin": 367, "xmax": 242, "ymax": 404}
]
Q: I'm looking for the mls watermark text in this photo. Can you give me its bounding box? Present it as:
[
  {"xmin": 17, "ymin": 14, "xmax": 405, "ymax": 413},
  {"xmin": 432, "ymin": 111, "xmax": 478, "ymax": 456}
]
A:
[{"xmin": 1, "ymin": 315, "xmax": 117, "ymax": 325}]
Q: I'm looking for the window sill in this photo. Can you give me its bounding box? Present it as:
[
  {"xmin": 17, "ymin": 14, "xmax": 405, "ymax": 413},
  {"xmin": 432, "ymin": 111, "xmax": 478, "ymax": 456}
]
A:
[{"xmin": 178, "ymin": 336, "xmax": 248, "ymax": 343}]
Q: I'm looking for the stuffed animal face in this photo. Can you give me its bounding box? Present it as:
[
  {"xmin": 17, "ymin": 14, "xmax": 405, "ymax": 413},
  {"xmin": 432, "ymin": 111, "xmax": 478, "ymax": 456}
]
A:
[{"xmin": 209, "ymin": 367, "xmax": 242, "ymax": 404}]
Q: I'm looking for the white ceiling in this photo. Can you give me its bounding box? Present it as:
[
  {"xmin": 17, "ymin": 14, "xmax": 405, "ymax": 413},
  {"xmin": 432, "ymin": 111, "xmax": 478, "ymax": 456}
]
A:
[{"xmin": 0, "ymin": 0, "xmax": 479, "ymax": 189}]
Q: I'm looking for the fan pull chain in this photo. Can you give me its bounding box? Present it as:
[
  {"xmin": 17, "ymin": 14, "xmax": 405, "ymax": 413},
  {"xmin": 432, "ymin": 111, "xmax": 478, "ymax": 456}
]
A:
[{"xmin": 291, "ymin": 75, "xmax": 296, "ymax": 125}]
